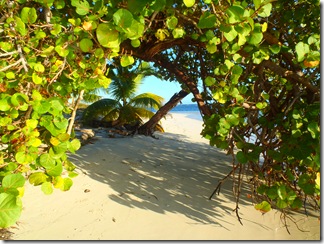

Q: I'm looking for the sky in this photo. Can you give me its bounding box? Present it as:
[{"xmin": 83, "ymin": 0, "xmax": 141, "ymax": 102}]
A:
[
  {"xmin": 101, "ymin": 75, "xmax": 195, "ymax": 104},
  {"xmin": 135, "ymin": 76, "xmax": 195, "ymax": 104}
]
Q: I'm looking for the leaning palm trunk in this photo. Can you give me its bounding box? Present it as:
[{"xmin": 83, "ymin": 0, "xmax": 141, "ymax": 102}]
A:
[{"xmin": 138, "ymin": 90, "xmax": 189, "ymax": 136}]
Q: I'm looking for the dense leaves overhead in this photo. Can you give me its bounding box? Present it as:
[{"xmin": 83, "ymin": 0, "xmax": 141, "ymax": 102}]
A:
[{"xmin": 0, "ymin": 0, "xmax": 320, "ymax": 228}]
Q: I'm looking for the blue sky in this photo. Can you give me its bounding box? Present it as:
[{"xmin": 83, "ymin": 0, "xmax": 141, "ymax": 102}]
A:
[{"xmin": 135, "ymin": 76, "xmax": 195, "ymax": 104}]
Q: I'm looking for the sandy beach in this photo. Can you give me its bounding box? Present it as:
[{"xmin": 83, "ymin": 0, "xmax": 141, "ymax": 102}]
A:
[{"xmin": 8, "ymin": 112, "xmax": 320, "ymax": 240}]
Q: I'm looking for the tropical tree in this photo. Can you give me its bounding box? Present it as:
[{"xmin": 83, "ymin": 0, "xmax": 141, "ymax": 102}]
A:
[
  {"xmin": 82, "ymin": 61, "xmax": 165, "ymax": 128},
  {"xmin": 0, "ymin": 0, "xmax": 320, "ymax": 229}
]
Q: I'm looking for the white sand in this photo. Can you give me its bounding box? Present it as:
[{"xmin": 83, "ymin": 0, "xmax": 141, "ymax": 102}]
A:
[{"xmin": 9, "ymin": 113, "xmax": 320, "ymax": 240}]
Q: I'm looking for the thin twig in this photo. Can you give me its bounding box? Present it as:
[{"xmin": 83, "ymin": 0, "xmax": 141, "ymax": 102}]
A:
[
  {"xmin": 0, "ymin": 50, "xmax": 18, "ymax": 57},
  {"xmin": 0, "ymin": 58, "xmax": 23, "ymax": 72},
  {"xmin": 209, "ymin": 164, "xmax": 240, "ymax": 200}
]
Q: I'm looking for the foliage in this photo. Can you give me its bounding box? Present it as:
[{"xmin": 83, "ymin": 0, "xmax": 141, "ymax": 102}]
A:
[
  {"xmin": 0, "ymin": 0, "xmax": 320, "ymax": 228},
  {"xmin": 82, "ymin": 61, "xmax": 164, "ymax": 127}
]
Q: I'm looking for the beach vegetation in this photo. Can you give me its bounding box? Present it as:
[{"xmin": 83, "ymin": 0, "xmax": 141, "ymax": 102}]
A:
[
  {"xmin": 82, "ymin": 61, "xmax": 164, "ymax": 129},
  {"xmin": 0, "ymin": 0, "xmax": 320, "ymax": 230}
]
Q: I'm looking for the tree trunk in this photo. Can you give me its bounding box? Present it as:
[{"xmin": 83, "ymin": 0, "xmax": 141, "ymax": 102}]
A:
[
  {"xmin": 138, "ymin": 90, "xmax": 189, "ymax": 136},
  {"xmin": 67, "ymin": 90, "xmax": 84, "ymax": 135}
]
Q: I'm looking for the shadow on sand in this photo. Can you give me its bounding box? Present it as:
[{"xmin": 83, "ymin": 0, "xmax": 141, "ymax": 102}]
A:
[{"xmin": 69, "ymin": 131, "xmax": 262, "ymax": 230}]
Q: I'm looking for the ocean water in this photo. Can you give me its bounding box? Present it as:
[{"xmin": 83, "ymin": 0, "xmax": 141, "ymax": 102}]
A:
[
  {"xmin": 170, "ymin": 103, "xmax": 199, "ymax": 112},
  {"xmin": 169, "ymin": 104, "xmax": 202, "ymax": 121}
]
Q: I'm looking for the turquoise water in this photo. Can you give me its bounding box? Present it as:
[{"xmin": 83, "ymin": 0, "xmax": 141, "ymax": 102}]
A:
[
  {"xmin": 170, "ymin": 104, "xmax": 202, "ymax": 121},
  {"xmin": 170, "ymin": 103, "xmax": 199, "ymax": 112}
]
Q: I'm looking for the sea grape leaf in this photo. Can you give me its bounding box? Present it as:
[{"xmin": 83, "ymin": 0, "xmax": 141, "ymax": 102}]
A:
[
  {"xmin": 254, "ymin": 201, "xmax": 272, "ymax": 213},
  {"xmin": 62, "ymin": 178, "xmax": 73, "ymax": 191},
  {"xmin": 46, "ymin": 162, "xmax": 63, "ymax": 177},
  {"xmin": 204, "ymin": 76, "xmax": 216, "ymax": 86},
  {"xmin": 295, "ymin": 42, "xmax": 309, "ymax": 62},
  {"xmin": 15, "ymin": 17, "xmax": 27, "ymax": 36},
  {"xmin": 0, "ymin": 193, "xmax": 22, "ymax": 228},
  {"xmin": 183, "ymin": 0, "xmax": 195, "ymax": 8},
  {"xmin": 166, "ymin": 16, "xmax": 178, "ymax": 29},
  {"xmin": 21, "ymin": 7, "xmax": 37, "ymax": 24},
  {"xmin": 223, "ymin": 26, "xmax": 237, "ymax": 42},
  {"xmin": 258, "ymin": 3, "xmax": 272, "ymax": 17},
  {"xmin": 236, "ymin": 151, "xmax": 248, "ymax": 164},
  {"xmin": 29, "ymin": 172, "xmax": 48, "ymax": 186},
  {"xmin": 71, "ymin": 0, "xmax": 91, "ymax": 15},
  {"xmin": 172, "ymin": 28, "xmax": 186, "ymax": 38},
  {"xmin": 197, "ymin": 12, "xmax": 216, "ymax": 29},
  {"xmin": 41, "ymin": 182, "xmax": 53, "ymax": 195},
  {"xmin": 2, "ymin": 174, "xmax": 25, "ymax": 189},
  {"xmin": 113, "ymin": 9, "xmax": 133, "ymax": 29},
  {"xmin": 226, "ymin": 5, "xmax": 244, "ymax": 24},
  {"xmin": 120, "ymin": 55, "xmax": 135, "ymax": 67},
  {"xmin": 39, "ymin": 153, "xmax": 55, "ymax": 169},
  {"xmin": 96, "ymin": 23, "xmax": 120, "ymax": 48}
]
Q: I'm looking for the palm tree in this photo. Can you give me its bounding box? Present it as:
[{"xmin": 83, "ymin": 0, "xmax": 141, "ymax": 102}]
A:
[{"xmin": 82, "ymin": 61, "xmax": 164, "ymax": 130}]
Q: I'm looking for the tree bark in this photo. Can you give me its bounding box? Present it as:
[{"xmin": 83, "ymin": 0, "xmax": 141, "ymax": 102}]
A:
[
  {"xmin": 138, "ymin": 90, "xmax": 189, "ymax": 136},
  {"xmin": 67, "ymin": 89, "xmax": 84, "ymax": 135}
]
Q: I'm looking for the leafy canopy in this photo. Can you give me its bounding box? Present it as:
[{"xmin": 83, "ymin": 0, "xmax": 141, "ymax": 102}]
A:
[{"xmin": 0, "ymin": 0, "xmax": 320, "ymax": 228}]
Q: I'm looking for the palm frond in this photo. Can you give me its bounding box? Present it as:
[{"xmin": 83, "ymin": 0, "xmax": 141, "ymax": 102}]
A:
[
  {"xmin": 82, "ymin": 93, "xmax": 102, "ymax": 103},
  {"xmin": 82, "ymin": 98, "xmax": 120, "ymax": 122},
  {"xmin": 131, "ymin": 93, "xmax": 164, "ymax": 110}
]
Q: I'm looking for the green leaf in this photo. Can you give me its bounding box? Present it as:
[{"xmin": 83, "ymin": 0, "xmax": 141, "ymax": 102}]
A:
[
  {"xmin": 15, "ymin": 17, "xmax": 27, "ymax": 36},
  {"xmin": 256, "ymin": 102, "xmax": 267, "ymax": 109},
  {"xmin": 55, "ymin": 45, "xmax": 69, "ymax": 57},
  {"xmin": 2, "ymin": 174, "xmax": 25, "ymax": 189},
  {"xmin": 113, "ymin": 9, "xmax": 133, "ymax": 29},
  {"xmin": 46, "ymin": 162, "xmax": 63, "ymax": 177},
  {"xmin": 183, "ymin": 0, "xmax": 195, "ymax": 8},
  {"xmin": 62, "ymin": 178, "xmax": 73, "ymax": 191},
  {"xmin": 151, "ymin": 0, "xmax": 166, "ymax": 11},
  {"xmin": 80, "ymin": 38, "xmax": 93, "ymax": 53},
  {"xmin": 34, "ymin": 63, "xmax": 45, "ymax": 73},
  {"xmin": 96, "ymin": 23, "xmax": 120, "ymax": 49},
  {"xmin": 295, "ymin": 42, "xmax": 310, "ymax": 62},
  {"xmin": 276, "ymin": 199, "xmax": 288, "ymax": 209},
  {"xmin": 258, "ymin": 3, "xmax": 272, "ymax": 18},
  {"xmin": 0, "ymin": 193, "xmax": 22, "ymax": 228},
  {"xmin": 21, "ymin": 7, "xmax": 38, "ymax": 24},
  {"xmin": 197, "ymin": 12, "xmax": 216, "ymax": 29},
  {"xmin": 6, "ymin": 72, "xmax": 15, "ymax": 79},
  {"xmin": 204, "ymin": 76, "xmax": 216, "ymax": 86},
  {"xmin": 236, "ymin": 151, "xmax": 248, "ymax": 164},
  {"xmin": 131, "ymin": 39, "xmax": 141, "ymax": 48},
  {"xmin": 226, "ymin": 5, "xmax": 244, "ymax": 24},
  {"xmin": 29, "ymin": 172, "xmax": 48, "ymax": 186},
  {"xmin": 120, "ymin": 55, "xmax": 135, "ymax": 67},
  {"xmin": 253, "ymin": 0, "xmax": 261, "ymax": 9},
  {"xmin": 41, "ymin": 182, "xmax": 53, "ymax": 195},
  {"xmin": 166, "ymin": 16, "xmax": 178, "ymax": 29},
  {"xmin": 269, "ymin": 44, "xmax": 281, "ymax": 54},
  {"xmin": 0, "ymin": 97, "xmax": 11, "ymax": 111},
  {"xmin": 172, "ymin": 28, "xmax": 186, "ymax": 38},
  {"xmin": 32, "ymin": 73, "xmax": 43, "ymax": 85},
  {"xmin": 39, "ymin": 153, "xmax": 55, "ymax": 169},
  {"xmin": 223, "ymin": 26, "xmax": 237, "ymax": 42},
  {"xmin": 248, "ymin": 25, "xmax": 263, "ymax": 45},
  {"xmin": 71, "ymin": 0, "xmax": 91, "ymax": 15},
  {"xmin": 70, "ymin": 139, "xmax": 81, "ymax": 153},
  {"xmin": 307, "ymin": 122, "xmax": 320, "ymax": 139},
  {"xmin": 254, "ymin": 201, "xmax": 272, "ymax": 213},
  {"xmin": 277, "ymin": 185, "xmax": 287, "ymax": 200},
  {"xmin": 206, "ymin": 43, "xmax": 217, "ymax": 53},
  {"xmin": 50, "ymin": 24, "xmax": 62, "ymax": 35},
  {"xmin": 15, "ymin": 152, "xmax": 26, "ymax": 164}
]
